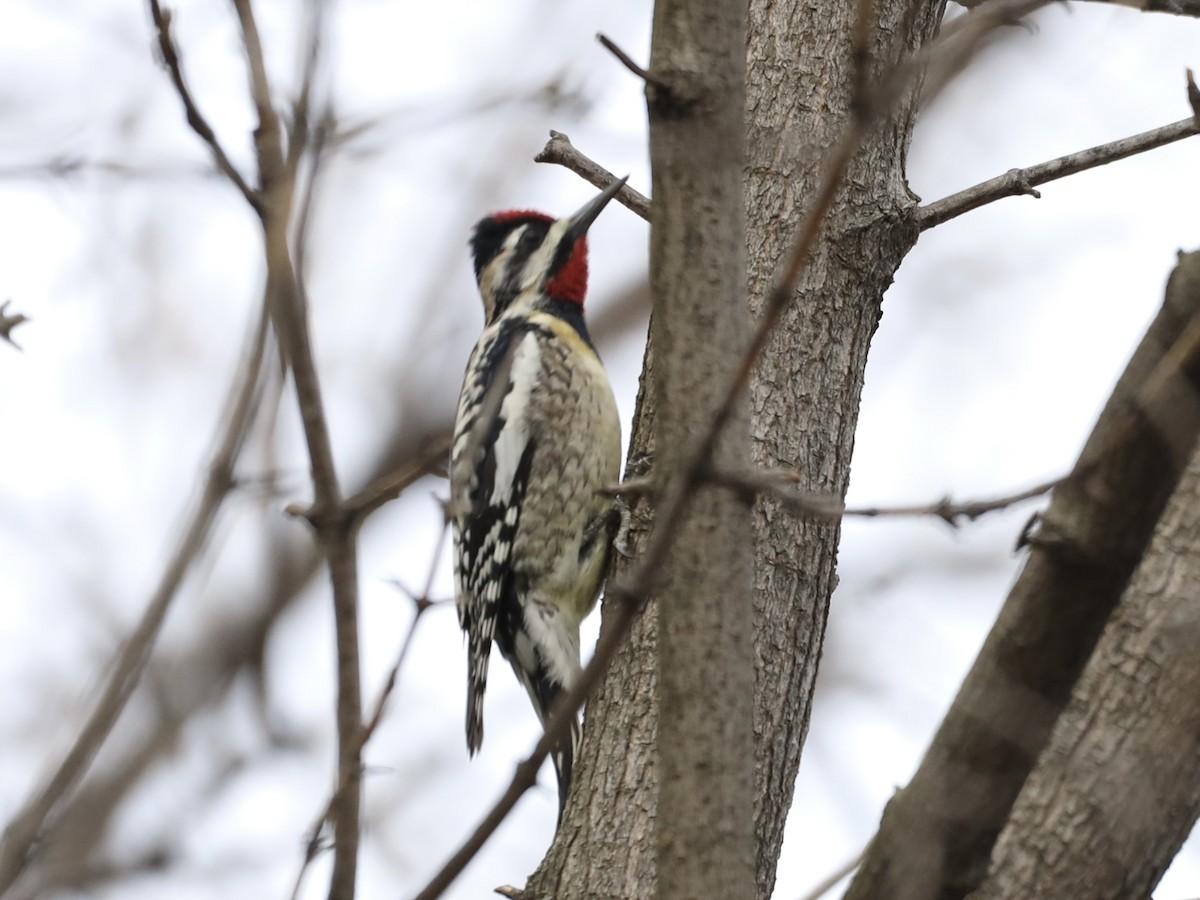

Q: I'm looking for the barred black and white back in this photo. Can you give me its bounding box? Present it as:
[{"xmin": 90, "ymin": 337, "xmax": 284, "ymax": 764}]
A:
[{"xmin": 450, "ymin": 180, "xmax": 625, "ymax": 819}]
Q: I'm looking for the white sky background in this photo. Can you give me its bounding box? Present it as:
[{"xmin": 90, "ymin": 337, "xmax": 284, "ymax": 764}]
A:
[{"xmin": 1, "ymin": 1, "xmax": 1199, "ymax": 898}]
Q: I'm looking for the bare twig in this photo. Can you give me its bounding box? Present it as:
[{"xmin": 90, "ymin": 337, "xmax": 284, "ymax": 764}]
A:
[
  {"xmin": 0, "ymin": 300, "xmax": 29, "ymax": 350},
  {"xmin": 797, "ymin": 846, "xmax": 867, "ymax": 900},
  {"xmin": 1188, "ymin": 69, "xmax": 1200, "ymax": 125},
  {"xmin": 0, "ymin": 297, "xmax": 271, "ymax": 895},
  {"xmin": 410, "ymin": 574, "xmax": 649, "ymax": 899},
  {"xmin": 289, "ymin": 519, "xmax": 449, "ymax": 900},
  {"xmin": 711, "ymin": 467, "xmax": 1065, "ymax": 526},
  {"xmin": 147, "ymin": 0, "xmax": 259, "ymax": 209},
  {"xmin": 906, "ymin": 0, "xmax": 1054, "ymax": 109},
  {"xmin": 596, "ymin": 33, "xmax": 669, "ymax": 89},
  {"xmin": 227, "ymin": 2, "xmax": 362, "ymax": 898},
  {"xmin": 293, "ymin": 108, "xmax": 335, "ymax": 281},
  {"xmin": 286, "ymin": 0, "xmax": 326, "ymax": 178},
  {"xmin": 920, "ymin": 114, "xmax": 1200, "ymax": 229},
  {"xmin": 341, "ymin": 434, "xmax": 452, "ymax": 525},
  {"xmin": 9, "ymin": 532, "xmax": 302, "ymax": 900},
  {"xmin": 960, "ymin": 0, "xmax": 1200, "ymax": 16},
  {"xmin": 0, "ymin": 158, "xmax": 224, "ymax": 181},
  {"xmin": 534, "ymin": 131, "xmax": 650, "ymax": 221}
]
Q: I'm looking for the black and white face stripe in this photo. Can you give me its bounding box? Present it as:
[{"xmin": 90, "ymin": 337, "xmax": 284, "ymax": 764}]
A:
[
  {"xmin": 470, "ymin": 216, "xmax": 551, "ymax": 281},
  {"xmin": 470, "ymin": 214, "xmax": 580, "ymax": 322}
]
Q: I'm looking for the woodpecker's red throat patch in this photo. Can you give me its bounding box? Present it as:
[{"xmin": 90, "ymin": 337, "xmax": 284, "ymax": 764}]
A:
[{"xmin": 546, "ymin": 239, "xmax": 589, "ymax": 306}]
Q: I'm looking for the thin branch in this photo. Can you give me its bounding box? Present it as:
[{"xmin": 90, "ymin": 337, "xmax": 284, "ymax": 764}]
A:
[
  {"xmin": 147, "ymin": 0, "xmax": 259, "ymax": 210},
  {"xmin": 0, "ymin": 300, "xmax": 29, "ymax": 350},
  {"xmin": 340, "ymin": 434, "xmax": 452, "ymax": 525},
  {"xmin": 293, "ymin": 108, "xmax": 335, "ymax": 281},
  {"xmin": 534, "ymin": 131, "xmax": 651, "ymax": 221},
  {"xmin": 411, "ymin": 586, "xmax": 644, "ymax": 900},
  {"xmin": 1108, "ymin": 0, "xmax": 1200, "ymax": 14},
  {"xmin": 710, "ymin": 466, "xmax": 1065, "ymax": 526},
  {"xmin": 797, "ymin": 847, "xmax": 867, "ymax": 900},
  {"xmin": 289, "ymin": 532, "xmax": 449, "ymax": 900},
  {"xmin": 0, "ymin": 297, "xmax": 271, "ymax": 895},
  {"xmin": 0, "ymin": 158, "xmax": 222, "ymax": 181},
  {"xmin": 286, "ymin": 0, "xmax": 326, "ymax": 178},
  {"xmin": 596, "ymin": 33, "xmax": 669, "ymax": 89},
  {"xmin": 227, "ymin": 2, "xmax": 362, "ymax": 899},
  {"xmin": 960, "ymin": 0, "xmax": 1200, "ymax": 16},
  {"xmin": 906, "ymin": 0, "xmax": 1054, "ymax": 109},
  {"xmin": 920, "ymin": 113, "xmax": 1200, "ymax": 229}
]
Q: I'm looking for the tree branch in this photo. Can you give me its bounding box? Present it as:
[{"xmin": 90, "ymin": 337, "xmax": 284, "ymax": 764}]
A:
[
  {"xmin": 333, "ymin": 433, "xmax": 451, "ymax": 527},
  {"xmin": 797, "ymin": 846, "xmax": 867, "ymax": 900},
  {"xmin": 534, "ymin": 131, "xmax": 650, "ymax": 221},
  {"xmin": 960, "ymin": 0, "xmax": 1200, "ymax": 18},
  {"xmin": 845, "ymin": 247, "xmax": 1200, "ymax": 899},
  {"xmin": 971, "ymin": 413, "xmax": 1200, "ymax": 900},
  {"xmin": 290, "ymin": 559, "xmax": 448, "ymax": 900},
  {"xmin": 648, "ymin": 0, "xmax": 755, "ymax": 892},
  {"xmin": 596, "ymin": 33, "xmax": 669, "ymax": 89},
  {"xmin": 147, "ymin": 0, "xmax": 259, "ymax": 210},
  {"xmin": 0, "ymin": 297, "xmax": 271, "ymax": 895},
  {"xmin": 227, "ymin": 3, "xmax": 362, "ymax": 898},
  {"xmin": 286, "ymin": 0, "xmax": 326, "ymax": 179},
  {"xmin": 919, "ymin": 113, "xmax": 1200, "ymax": 229},
  {"xmin": 711, "ymin": 467, "xmax": 1065, "ymax": 526},
  {"xmin": 0, "ymin": 300, "xmax": 29, "ymax": 350}
]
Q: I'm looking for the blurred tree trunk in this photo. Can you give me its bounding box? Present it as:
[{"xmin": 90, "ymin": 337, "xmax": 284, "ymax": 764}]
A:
[
  {"xmin": 846, "ymin": 249, "xmax": 1200, "ymax": 900},
  {"xmin": 969, "ymin": 420, "xmax": 1200, "ymax": 896},
  {"xmin": 963, "ymin": 252, "xmax": 1200, "ymax": 900},
  {"xmin": 527, "ymin": 0, "xmax": 945, "ymax": 897}
]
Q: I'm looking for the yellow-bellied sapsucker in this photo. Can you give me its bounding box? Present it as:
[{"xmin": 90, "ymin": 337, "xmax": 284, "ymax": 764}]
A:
[{"xmin": 450, "ymin": 177, "xmax": 626, "ymax": 818}]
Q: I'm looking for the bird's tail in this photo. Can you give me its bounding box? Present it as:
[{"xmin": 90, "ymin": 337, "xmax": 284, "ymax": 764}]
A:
[
  {"xmin": 465, "ymin": 632, "xmax": 490, "ymax": 755},
  {"xmin": 526, "ymin": 673, "xmax": 582, "ymax": 824},
  {"xmin": 549, "ymin": 714, "xmax": 581, "ymax": 824}
]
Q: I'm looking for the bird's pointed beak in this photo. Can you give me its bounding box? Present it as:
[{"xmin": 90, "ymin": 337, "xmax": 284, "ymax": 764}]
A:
[{"xmin": 560, "ymin": 175, "xmax": 630, "ymax": 246}]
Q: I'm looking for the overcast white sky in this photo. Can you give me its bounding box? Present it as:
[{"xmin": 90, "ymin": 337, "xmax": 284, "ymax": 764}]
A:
[{"xmin": 2, "ymin": 1, "xmax": 1200, "ymax": 898}]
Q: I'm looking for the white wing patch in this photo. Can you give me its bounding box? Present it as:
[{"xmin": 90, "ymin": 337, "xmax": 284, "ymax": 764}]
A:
[{"xmin": 489, "ymin": 331, "xmax": 542, "ymax": 505}]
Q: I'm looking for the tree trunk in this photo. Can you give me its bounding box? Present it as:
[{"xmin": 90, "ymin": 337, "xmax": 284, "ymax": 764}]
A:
[
  {"xmin": 647, "ymin": 1, "xmax": 755, "ymax": 898},
  {"xmin": 969, "ymin": 255, "xmax": 1200, "ymax": 897},
  {"xmin": 847, "ymin": 250, "xmax": 1200, "ymax": 900},
  {"xmin": 745, "ymin": 0, "xmax": 945, "ymax": 893},
  {"xmin": 529, "ymin": 1, "xmax": 946, "ymax": 895}
]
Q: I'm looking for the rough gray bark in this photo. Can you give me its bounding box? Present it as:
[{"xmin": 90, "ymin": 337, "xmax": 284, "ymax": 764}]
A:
[
  {"xmin": 745, "ymin": 0, "xmax": 945, "ymax": 893},
  {"xmin": 646, "ymin": 1, "xmax": 755, "ymax": 898},
  {"xmin": 969, "ymin": 308, "xmax": 1200, "ymax": 898},
  {"xmin": 847, "ymin": 250, "xmax": 1200, "ymax": 900}
]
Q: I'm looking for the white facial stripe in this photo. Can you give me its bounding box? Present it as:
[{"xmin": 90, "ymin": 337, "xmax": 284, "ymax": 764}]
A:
[{"xmin": 520, "ymin": 218, "xmax": 571, "ymax": 292}]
